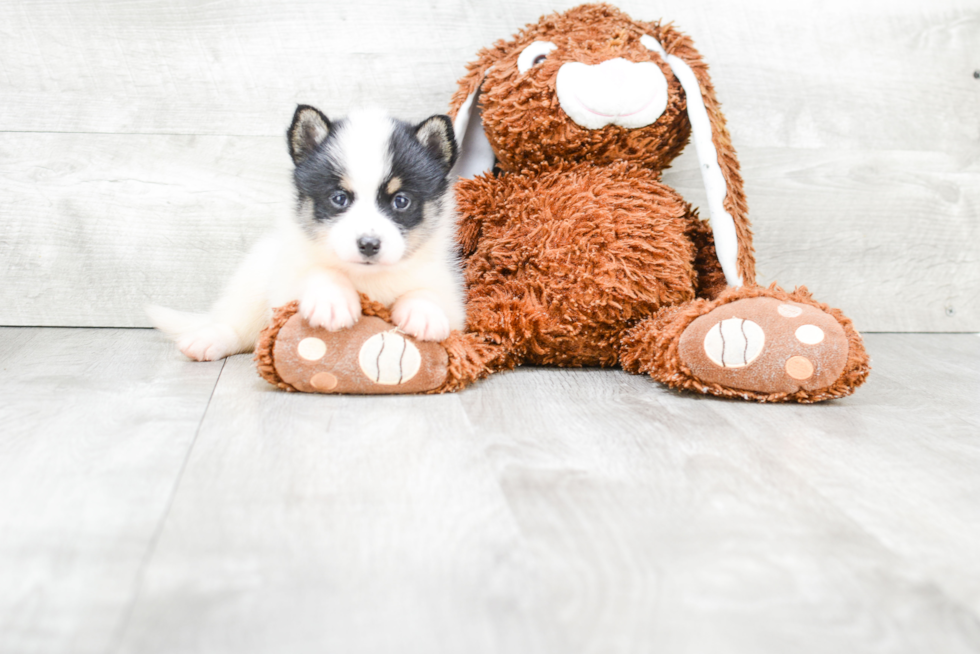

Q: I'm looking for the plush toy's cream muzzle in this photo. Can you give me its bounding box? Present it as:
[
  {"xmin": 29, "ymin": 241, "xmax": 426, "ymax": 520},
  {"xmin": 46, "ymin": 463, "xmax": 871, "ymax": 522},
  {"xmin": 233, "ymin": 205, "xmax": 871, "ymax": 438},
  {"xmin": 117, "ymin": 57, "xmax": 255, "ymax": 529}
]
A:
[{"xmin": 556, "ymin": 57, "xmax": 669, "ymax": 129}]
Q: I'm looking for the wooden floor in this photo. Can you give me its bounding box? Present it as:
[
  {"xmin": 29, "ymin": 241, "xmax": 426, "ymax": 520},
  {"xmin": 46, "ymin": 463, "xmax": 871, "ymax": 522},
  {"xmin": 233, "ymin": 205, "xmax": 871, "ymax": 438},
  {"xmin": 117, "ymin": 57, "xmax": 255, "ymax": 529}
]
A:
[{"xmin": 1, "ymin": 328, "xmax": 979, "ymax": 654}]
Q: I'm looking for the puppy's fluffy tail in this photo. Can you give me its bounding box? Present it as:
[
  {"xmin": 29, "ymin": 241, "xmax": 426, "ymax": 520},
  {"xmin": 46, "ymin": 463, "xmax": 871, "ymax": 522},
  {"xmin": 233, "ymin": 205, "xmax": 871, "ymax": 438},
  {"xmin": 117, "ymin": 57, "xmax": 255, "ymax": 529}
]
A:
[
  {"xmin": 145, "ymin": 304, "xmax": 211, "ymax": 340},
  {"xmin": 145, "ymin": 303, "xmax": 262, "ymax": 361}
]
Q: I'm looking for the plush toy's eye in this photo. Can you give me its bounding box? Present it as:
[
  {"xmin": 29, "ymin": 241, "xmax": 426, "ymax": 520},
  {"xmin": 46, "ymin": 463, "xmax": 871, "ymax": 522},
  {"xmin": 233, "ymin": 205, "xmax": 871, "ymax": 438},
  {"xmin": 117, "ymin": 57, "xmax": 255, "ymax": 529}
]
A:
[
  {"xmin": 330, "ymin": 190, "xmax": 350, "ymax": 209},
  {"xmin": 517, "ymin": 41, "xmax": 557, "ymax": 74},
  {"xmin": 392, "ymin": 193, "xmax": 411, "ymax": 211}
]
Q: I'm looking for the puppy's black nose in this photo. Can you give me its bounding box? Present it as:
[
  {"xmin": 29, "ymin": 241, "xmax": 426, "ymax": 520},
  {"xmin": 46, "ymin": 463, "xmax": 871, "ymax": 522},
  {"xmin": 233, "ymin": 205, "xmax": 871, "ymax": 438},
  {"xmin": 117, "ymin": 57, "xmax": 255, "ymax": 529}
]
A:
[{"xmin": 357, "ymin": 236, "xmax": 381, "ymax": 258}]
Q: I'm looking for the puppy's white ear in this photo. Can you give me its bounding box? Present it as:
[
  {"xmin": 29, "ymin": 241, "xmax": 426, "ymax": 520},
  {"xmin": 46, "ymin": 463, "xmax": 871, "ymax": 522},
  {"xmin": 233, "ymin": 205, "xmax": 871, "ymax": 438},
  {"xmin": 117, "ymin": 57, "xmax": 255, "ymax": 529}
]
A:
[
  {"xmin": 451, "ymin": 87, "xmax": 496, "ymax": 179},
  {"xmin": 643, "ymin": 35, "xmax": 750, "ymax": 288},
  {"xmin": 288, "ymin": 105, "xmax": 331, "ymax": 165},
  {"xmin": 414, "ymin": 115, "xmax": 458, "ymax": 173}
]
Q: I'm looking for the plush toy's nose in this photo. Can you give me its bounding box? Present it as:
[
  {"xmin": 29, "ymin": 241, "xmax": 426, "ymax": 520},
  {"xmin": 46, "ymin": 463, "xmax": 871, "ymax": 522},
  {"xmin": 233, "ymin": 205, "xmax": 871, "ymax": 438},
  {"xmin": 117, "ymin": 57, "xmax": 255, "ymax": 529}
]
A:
[{"xmin": 555, "ymin": 57, "xmax": 668, "ymax": 130}]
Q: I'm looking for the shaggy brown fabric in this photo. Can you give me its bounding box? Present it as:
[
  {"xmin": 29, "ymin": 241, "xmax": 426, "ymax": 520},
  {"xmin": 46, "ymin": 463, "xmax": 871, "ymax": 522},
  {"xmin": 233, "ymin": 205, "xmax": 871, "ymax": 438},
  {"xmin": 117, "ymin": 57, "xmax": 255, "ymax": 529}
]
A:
[
  {"xmin": 686, "ymin": 209, "xmax": 728, "ymax": 300},
  {"xmin": 620, "ymin": 284, "xmax": 870, "ymax": 403},
  {"xmin": 448, "ymin": 2, "xmax": 755, "ymax": 284},
  {"xmin": 457, "ymin": 161, "xmax": 705, "ymax": 368},
  {"xmin": 255, "ymin": 301, "xmax": 301, "ymax": 391},
  {"xmin": 430, "ymin": 332, "xmax": 498, "ymax": 394},
  {"xmin": 447, "ymin": 3, "xmax": 772, "ymax": 380}
]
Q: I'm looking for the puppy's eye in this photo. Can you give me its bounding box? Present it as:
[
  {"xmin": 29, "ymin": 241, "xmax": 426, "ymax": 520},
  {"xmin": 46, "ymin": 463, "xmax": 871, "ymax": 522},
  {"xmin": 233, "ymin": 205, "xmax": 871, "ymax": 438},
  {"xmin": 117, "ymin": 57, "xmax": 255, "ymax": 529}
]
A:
[
  {"xmin": 392, "ymin": 193, "xmax": 411, "ymax": 211},
  {"xmin": 330, "ymin": 191, "xmax": 350, "ymax": 209},
  {"xmin": 517, "ymin": 41, "xmax": 557, "ymax": 74}
]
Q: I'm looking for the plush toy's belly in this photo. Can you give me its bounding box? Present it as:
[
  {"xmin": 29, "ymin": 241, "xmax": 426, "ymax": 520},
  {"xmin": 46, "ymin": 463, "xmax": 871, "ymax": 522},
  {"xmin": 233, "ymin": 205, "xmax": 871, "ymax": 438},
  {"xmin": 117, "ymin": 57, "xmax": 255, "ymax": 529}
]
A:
[{"xmin": 457, "ymin": 163, "xmax": 700, "ymax": 367}]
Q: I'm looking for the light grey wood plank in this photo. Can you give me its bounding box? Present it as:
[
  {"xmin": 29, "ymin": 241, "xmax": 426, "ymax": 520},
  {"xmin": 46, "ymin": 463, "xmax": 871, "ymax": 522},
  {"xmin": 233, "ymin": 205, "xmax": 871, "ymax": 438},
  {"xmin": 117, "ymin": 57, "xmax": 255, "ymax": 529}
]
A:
[
  {"xmin": 0, "ymin": 0, "xmax": 552, "ymax": 136},
  {"xmin": 663, "ymin": 148, "xmax": 980, "ymax": 332},
  {"xmin": 856, "ymin": 333, "xmax": 980, "ymax": 425},
  {"xmin": 706, "ymin": 1, "xmax": 980, "ymax": 154},
  {"xmin": 0, "ymin": 0, "xmax": 976, "ymax": 155},
  {"xmin": 113, "ymin": 355, "xmax": 524, "ymax": 654},
  {"xmin": 2, "ymin": 0, "xmax": 978, "ymax": 331},
  {"xmin": 0, "ymin": 132, "xmax": 291, "ymax": 327},
  {"xmin": 458, "ymin": 358, "xmax": 980, "ymax": 653},
  {"xmin": 2, "ymin": 131, "xmax": 975, "ymax": 331},
  {"xmin": 695, "ymin": 337, "xmax": 980, "ymax": 622},
  {"xmin": 113, "ymin": 334, "xmax": 980, "ymax": 653},
  {"xmin": 0, "ymin": 328, "xmax": 223, "ymax": 654}
]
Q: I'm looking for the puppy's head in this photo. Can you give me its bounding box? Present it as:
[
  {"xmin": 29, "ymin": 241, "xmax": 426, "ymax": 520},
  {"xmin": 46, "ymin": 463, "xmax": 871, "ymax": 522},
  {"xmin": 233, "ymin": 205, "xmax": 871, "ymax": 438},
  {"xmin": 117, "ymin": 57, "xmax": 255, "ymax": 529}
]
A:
[{"xmin": 287, "ymin": 105, "xmax": 457, "ymax": 267}]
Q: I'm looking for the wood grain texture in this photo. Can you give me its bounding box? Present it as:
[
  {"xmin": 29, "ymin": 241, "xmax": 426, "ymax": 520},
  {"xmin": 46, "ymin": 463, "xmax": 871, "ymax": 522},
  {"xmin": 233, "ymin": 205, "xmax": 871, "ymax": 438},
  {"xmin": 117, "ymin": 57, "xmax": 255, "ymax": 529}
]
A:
[
  {"xmin": 0, "ymin": 0, "xmax": 978, "ymax": 330},
  {"xmin": 101, "ymin": 331, "xmax": 980, "ymax": 654},
  {"xmin": 113, "ymin": 353, "xmax": 517, "ymax": 654},
  {"xmin": 2, "ymin": 133, "xmax": 974, "ymax": 331},
  {"xmin": 0, "ymin": 0, "xmax": 551, "ymax": 136},
  {"xmin": 0, "ymin": 328, "xmax": 223, "ymax": 654},
  {"xmin": 0, "ymin": 132, "xmax": 290, "ymax": 325},
  {"xmin": 664, "ymin": 147, "xmax": 980, "ymax": 331},
  {"xmin": 1, "ymin": 0, "xmax": 976, "ymax": 149}
]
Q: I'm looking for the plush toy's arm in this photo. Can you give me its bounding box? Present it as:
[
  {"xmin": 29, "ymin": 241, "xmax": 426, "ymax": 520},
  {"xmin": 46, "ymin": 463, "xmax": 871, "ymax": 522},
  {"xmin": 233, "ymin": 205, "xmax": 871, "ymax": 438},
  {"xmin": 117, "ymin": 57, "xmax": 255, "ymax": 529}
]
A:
[
  {"xmin": 685, "ymin": 209, "xmax": 729, "ymax": 300},
  {"xmin": 454, "ymin": 175, "xmax": 499, "ymax": 259},
  {"xmin": 457, "ymin": 212, "xmax": 482, "ymax": 259}
]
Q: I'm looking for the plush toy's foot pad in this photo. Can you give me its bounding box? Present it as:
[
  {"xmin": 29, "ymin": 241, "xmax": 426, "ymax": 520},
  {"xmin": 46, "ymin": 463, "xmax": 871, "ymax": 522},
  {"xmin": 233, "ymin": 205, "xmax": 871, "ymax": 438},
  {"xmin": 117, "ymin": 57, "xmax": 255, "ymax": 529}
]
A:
[
  {"xmin": 268, "ymin": 312, "xmax": 449, "ymax": 394},
  {"xmin": 678, "ymin": 297, "xmax": 849, "ymax": 395}
]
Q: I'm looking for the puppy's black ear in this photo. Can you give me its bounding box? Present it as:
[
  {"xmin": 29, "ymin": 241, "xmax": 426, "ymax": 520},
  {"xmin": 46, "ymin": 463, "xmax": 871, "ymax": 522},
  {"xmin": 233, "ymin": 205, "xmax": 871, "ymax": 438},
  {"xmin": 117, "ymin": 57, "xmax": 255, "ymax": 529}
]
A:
[
  {"xmin": 288, "ymin": 105, "xmax": 331, "ymax": 165},
  {"xmin": 414, "ymin": 115, "xmax": 458, "ymax": 172}
]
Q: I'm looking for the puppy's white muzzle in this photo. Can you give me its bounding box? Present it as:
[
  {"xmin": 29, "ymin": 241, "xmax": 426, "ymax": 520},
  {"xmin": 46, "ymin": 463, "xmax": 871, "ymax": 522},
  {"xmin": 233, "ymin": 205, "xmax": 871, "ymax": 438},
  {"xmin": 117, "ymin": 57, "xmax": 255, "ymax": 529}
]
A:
[{"xmin": 329, "ymin": 208, "xmax": 406, "ymax": 267}]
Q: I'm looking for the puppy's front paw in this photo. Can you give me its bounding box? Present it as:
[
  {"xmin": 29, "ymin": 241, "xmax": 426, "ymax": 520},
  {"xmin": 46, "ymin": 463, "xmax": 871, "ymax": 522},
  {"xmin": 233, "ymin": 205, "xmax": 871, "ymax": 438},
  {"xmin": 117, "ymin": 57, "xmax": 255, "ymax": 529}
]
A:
[
  {"xmin": 392, "ymin": 296, "xmax": 451, "ymax": 342},
  {"xmin": 177, "ymin": 324, "xmax": 240, "ymax": 361},
  {"xmin": 300, "ymin": 279, "xmax": 362, "ymax": 331}
]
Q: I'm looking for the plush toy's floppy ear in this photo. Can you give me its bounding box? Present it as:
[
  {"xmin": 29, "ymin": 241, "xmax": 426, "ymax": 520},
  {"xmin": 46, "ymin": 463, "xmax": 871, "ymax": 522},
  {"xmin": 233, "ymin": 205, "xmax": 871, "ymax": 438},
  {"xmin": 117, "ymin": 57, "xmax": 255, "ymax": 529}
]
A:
[
  {"xmin": 448, "ymin": 58, "xmax": 497, "ymax": 179},
  {"xmin": 642, "ymin": 30, "xmax": 755, "ymax": 288},
  {"xmin": 288, "ymin": 105, "xmax": 331, "ymax": 165}
]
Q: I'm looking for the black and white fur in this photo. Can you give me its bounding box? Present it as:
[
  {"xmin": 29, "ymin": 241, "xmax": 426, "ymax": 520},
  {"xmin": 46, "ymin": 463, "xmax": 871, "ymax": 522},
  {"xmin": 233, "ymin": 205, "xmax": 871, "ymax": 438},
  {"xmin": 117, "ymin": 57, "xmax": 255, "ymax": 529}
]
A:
[{"xmin": 147, "ymin": 105, "xmax": 465, "ymax": 361}]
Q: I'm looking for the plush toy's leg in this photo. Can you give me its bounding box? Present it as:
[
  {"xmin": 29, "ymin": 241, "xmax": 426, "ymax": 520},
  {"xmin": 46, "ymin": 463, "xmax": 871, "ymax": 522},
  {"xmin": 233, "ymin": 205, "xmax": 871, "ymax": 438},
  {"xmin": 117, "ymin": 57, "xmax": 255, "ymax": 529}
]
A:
[
  {"xmin": 620, "ymin": 285, "xmax": 870, "ymax": 403},
  {"xmin": 254, "ymin": 297, "xmax": 498, "ymax": 394}
]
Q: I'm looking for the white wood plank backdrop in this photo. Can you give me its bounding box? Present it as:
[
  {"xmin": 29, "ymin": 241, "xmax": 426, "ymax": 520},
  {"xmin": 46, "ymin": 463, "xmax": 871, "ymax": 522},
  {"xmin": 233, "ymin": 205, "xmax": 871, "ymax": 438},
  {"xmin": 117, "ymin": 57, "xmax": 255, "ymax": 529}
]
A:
[{"xmin": 0, "ymin": 0, "xmax": 977, "ymax": 331}]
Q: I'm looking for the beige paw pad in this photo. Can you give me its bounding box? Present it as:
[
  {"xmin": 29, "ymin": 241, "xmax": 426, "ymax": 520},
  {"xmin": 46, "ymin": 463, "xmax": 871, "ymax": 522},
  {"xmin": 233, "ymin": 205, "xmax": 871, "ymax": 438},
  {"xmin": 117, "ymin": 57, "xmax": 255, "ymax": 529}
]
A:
[
  {"xmin": 297, "ymin": 337, "xmax": 327, "ymax": 361},
  {"xmin": 358, "ymin": 331, "xmax": 422, "ymax": 385},
  {"xmin": 310, "ymin": 371, "xmax": 338, "ymax": 391},
  {"xmin": 679, "ymin": 297, "xmax": 849, "ymax": 394},
  {"xmin": 794, "ymin": 324, "xmax": 824, "ymax": 345},
  {"xmin": 703, "ymin": 318, "xmax": 765, "ymax": 368},
  {"xmin": 777, "ymin": 303, "xmax": 804, "ymax": 318},
  {"xmin": 785, "ymin": 356, "xmax": 814, "ymax": 380}
]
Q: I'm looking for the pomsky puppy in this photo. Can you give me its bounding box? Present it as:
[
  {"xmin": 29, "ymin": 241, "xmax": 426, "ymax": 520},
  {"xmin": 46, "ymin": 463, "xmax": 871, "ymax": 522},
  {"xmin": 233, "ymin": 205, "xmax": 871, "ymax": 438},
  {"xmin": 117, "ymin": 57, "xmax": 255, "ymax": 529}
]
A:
[{"xmin": 147, "ymin": 105, "xmax": 465, "ymax": 361}]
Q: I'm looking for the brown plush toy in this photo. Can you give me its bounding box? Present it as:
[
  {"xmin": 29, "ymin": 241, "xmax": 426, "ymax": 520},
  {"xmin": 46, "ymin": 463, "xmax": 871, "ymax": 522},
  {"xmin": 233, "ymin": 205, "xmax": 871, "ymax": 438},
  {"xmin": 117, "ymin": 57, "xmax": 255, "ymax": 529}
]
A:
[{"xmin": 256, "ymin": 3, "xmax": 870, "ymax": 402}]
